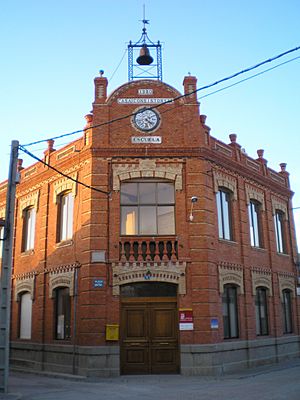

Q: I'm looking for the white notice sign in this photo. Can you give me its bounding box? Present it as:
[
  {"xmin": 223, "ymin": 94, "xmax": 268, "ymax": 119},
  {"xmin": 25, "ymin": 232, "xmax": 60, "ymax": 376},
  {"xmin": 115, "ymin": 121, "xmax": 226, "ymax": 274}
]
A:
[{"xmin": 131, "ymin": 136, "xmax": 162, "ymax": 144}]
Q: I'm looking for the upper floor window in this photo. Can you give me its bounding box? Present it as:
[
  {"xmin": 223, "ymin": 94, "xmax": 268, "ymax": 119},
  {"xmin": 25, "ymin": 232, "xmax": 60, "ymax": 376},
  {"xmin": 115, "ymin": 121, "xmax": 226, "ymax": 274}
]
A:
[
  {"xmin": 282, "ymin": 289, "xmax": 293, "ymax": 334},
  {"xmin": 120, "ymin": 181, "xmax": 175, "ymax": 235},
  {"xmin": 274, "ymin": 210, "xmax": 286, "ymax": 253},
  {"xmin": 255, "ymin": 287, "xmax": 269, "ymax": 336},
  {"xmin": 222, "ymin": 284, "xmax": 239, "ymax": 339},
  {"xmin": 55, "ymin": 287, "xmax": 71, "ymax": 340},
  {"xmin": 19, "ymin": 292, "xmax": 32, "ymax": 339},
  {"xmin": 22, "ymin": 207, "xmax": 36, "ymax": 252},
  {"xmin": 57, "ymin": 192, "xmax": 74, "ymax": 242},
  {"xmin": 216, "ymin": 188, "xmax": 233, "ymax": 241},
  {"xmin": 248, "ymin": 200, "xmax": 262, "ymax": 247}
]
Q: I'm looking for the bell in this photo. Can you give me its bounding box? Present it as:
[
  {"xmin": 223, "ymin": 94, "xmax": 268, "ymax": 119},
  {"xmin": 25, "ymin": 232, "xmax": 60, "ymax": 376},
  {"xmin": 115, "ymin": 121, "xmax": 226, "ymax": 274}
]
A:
[{"xmin": 136, "ymin": 44, "xmax": 154, "ymax": 65}]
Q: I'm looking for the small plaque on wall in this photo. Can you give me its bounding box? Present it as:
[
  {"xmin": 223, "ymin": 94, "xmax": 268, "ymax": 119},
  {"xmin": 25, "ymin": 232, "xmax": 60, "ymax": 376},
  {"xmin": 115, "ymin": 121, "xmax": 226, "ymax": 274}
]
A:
[
  {"xmin": 106, "ymin": 324, "xmax": 119, "ymax": 341},
  {"xmin": 179, "ymin": 308, "xmax": 194, "ymax": 331}
]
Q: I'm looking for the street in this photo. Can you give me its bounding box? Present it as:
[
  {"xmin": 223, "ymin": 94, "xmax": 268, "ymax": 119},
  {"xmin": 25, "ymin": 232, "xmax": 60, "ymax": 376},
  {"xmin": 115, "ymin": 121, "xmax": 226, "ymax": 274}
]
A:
[{"xmin": 1, "ymin": 358, "xmax": 300, "ymax": 400}]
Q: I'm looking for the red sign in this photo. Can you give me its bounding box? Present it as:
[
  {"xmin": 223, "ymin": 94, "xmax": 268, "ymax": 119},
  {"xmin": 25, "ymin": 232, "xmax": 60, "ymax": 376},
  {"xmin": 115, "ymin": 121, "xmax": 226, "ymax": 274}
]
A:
[{"xmin": 179, "ymin": 309, "xmax": 194, "ymax": 330}]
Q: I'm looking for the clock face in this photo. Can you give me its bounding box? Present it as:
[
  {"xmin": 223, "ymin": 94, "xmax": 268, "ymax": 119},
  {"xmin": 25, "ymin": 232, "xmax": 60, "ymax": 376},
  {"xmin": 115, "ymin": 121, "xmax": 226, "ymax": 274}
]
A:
[{"xmin": 133, "ymin": 108, "xmax": 160, "ymax": 132}]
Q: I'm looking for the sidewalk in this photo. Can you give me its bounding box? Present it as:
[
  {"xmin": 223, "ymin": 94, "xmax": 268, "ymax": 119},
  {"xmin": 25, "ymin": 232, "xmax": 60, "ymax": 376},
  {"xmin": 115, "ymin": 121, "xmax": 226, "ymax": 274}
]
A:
[{"xmin": 1, "ymin": 358, "xmax": 300, "ymax": 400}]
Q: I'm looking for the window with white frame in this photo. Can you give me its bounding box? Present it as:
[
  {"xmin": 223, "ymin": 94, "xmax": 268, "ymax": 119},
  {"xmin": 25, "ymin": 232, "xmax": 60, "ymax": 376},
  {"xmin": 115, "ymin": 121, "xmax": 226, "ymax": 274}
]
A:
[
  {"xmin": 19, "ymin": 292, "xmax": 32, "ymax": 339},
  {"xmin": 57, "ymin": 192, "xmax": 74, "ymax": 242},
  {"xmin": 120, "ymin": 181, "xmax": 175, "ymax": 235},
  {"xmin": 274, "ymin": 210, "xmax": 286, "ymax": 253},
  {"xmin": 222, "ymin": 284, "xmax": 239, "ymax": 339},
  {"xmin": 216, "ymin": 188, "xmax": 233, "ymax": 241},
  {"xmin": 248, "ymin": 200, "xmax": 262, "ymax": 247},
  {"xmin": 22, "ymin": 207, "xmax": 36, "ymax": 252},
  {"xmin": 255, "ymin": 287, "xmax": 269, "ymax": 335}
]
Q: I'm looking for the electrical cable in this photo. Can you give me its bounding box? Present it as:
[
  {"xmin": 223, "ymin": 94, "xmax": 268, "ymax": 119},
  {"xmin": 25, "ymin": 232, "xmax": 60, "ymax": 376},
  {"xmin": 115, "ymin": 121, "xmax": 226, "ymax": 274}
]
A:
[
  {"xmin": 21, "ymin": 45, "xmax": 300, "ymax": 148},
  {"xmin": 18, "ymin": 145, "xmax": 110, "ymax": 196},
  {"xmin": 109, "ymin": 48, "xmax": 128, "ymax": 83},
  {"xmin": 198, "ymin": 55, "xmax": 300, "ymax": 100}
]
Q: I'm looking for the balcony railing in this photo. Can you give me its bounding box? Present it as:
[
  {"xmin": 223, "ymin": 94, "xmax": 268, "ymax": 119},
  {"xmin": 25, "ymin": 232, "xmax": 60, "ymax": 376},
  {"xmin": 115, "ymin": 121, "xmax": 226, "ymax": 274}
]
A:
[{"xmin": 119, "ymin": 237, "xmax": 178, "ymax": 262}]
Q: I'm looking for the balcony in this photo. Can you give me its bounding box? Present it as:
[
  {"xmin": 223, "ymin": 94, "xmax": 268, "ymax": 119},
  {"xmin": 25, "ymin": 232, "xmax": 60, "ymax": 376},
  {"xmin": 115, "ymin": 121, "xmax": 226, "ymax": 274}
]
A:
[{"xmin": 119, "ymin": 237, "xmax": 178, "ymax": 262}]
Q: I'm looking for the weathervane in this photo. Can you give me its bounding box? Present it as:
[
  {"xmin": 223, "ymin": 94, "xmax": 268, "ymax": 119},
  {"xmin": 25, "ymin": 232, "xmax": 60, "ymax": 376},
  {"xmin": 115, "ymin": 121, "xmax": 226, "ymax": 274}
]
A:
[{"xmin": 128, "ymin": 6, "xmax": 162, "ymax": 81}]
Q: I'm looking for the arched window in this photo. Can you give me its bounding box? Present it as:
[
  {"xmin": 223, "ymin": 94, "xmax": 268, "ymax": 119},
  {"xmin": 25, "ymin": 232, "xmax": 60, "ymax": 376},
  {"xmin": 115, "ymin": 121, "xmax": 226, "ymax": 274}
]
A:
[
  {"xmin": 22, "ymin": 206, "xmax": 36, "ymax": 252},
  {"xmin": 57, "ymin": 192, "xmax": 74, "ymax": 242},
  {"xmin": 120, "ymin": 181, "xmax": 175, "ymax": 235},
  {"xmin": 19, "ymin": 292, "xmax": 32, "ymax": 339},
  {"xmin": 222, "ymin": 284, "xmax": 239, "ymax": 339},
  {"xmin": 216, "ymin": 188, "xmax": 233, "ymax": 241},
  {"xmin": 248, "ymin": 200, "xmax": 262, "ymax": 247},
  {"xmin": 282, "ymin": 289, "xmax": 293, "ymax": 334},
  {"xmin": 55, "ymin": 287, "xmax": 71, "ymax": 340},
  {"xmin": 274, "ymin": 210, "xmax": 286, "ymax": 253},
  {"xmin": 255, "ymin": 287, "xmax": 268, "ymax": 335}
]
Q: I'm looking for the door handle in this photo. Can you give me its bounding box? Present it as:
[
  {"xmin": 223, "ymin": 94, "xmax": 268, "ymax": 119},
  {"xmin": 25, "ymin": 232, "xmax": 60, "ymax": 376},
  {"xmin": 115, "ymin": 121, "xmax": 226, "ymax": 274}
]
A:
[
  {"xmin": 128, "ymin": 343, "xmax": 143, "ymax": 346},
  {"xmin": 159, "ymin": 342, "xmax": 169, "ymax": 345}
]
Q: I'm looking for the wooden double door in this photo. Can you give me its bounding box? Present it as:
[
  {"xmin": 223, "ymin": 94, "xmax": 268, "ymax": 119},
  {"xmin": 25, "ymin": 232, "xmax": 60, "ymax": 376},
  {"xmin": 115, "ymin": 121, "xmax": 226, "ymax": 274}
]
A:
[{"xmin": 121, "ymin": 298, "xmax": 179, "ymax": 374}]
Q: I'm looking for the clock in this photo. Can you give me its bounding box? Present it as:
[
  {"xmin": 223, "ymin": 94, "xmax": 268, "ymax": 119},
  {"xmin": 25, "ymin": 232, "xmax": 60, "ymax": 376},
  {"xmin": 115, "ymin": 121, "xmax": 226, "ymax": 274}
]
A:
[{"xmin": 133, "ymin": 108, "xmax": 160, "ymax": 132}]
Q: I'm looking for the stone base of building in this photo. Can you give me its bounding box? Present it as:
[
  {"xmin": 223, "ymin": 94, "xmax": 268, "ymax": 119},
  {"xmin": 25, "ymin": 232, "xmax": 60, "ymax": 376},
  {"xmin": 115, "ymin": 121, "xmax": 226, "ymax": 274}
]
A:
[
  {"xmin": 181, "ymin": 335, "xmax": 300, "ymax": 375},
  {"xmin": 10, "ymin": 336, "xmax": 300, "ymax": 377},
  {"xmin": 10, "ymin": 342, "xmax": 120, "ymax": 377}
]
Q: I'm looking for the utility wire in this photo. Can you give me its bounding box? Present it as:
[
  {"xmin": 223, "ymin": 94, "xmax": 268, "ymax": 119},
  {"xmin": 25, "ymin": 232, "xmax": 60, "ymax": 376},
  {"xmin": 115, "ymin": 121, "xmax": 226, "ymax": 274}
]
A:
[
  {"xmin": 21, "ymin": 45, "xmax": 300, "ymax": 148},
  {"xmin": 19, "ymin": 145, "xmax": 110, "ymax": 196},
  {"xmin": 199, "ymin": 55, "xmax": 300, "ymax": 100},
  {"xmin": 109, "ymin": 48, "xmax": 128, "ymax": 82}
]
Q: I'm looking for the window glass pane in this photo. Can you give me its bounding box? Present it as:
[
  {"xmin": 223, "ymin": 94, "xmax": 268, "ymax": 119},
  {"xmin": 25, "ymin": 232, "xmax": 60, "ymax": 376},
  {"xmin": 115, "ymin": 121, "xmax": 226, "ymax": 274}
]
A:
[
  {"xmin": 20, "ymin": 292, "xmax": 32, "ymax": 339},
  {"xmin": 121, "ymin": 206, "xmax": 138, "ymax": 235},
  {"xmin": 56, "ymin": 288, "xmax": 71, "ymax": 340},
  {"xmin": 157, "ymin": 183, "xmax": 174, "ymax": 203},
  {"xmin": 222, "ymin": 192, "xmax": 231, "ymax": 240},
  {"xmin": 121, "ymin": 183, "xmax": 138, "ymax": 204},
  {"xmin": 139, "ymin": 183, "xmax": 156, "ymax": 204},
  {"xmin": 222, "ymin": 285, "xmax": 238, "ymax": 339},
  {"xmin": 216, "ymin": 191, "xmax": 223, "ymax": 238},
  {"xmin": 228, "ymin": 287, "xmax": 238, "ymax": 337},
  {"xmin": 283, "ymin": 290, "xmax": 292, "ymax": 333},
  {"xmin": 60, "ymin": 193, "xmax": 74, "ymax": 241},
  {"xmin": 24, "ymin": 208, "xmax": 36, "ymax": 251},
  {"xmin": 139, "ymin": 206, "xmax": 157, "ymax": 234},
  {"xmin": 157, "ymin": 206, "xmax": 175, "ymax": 234}
]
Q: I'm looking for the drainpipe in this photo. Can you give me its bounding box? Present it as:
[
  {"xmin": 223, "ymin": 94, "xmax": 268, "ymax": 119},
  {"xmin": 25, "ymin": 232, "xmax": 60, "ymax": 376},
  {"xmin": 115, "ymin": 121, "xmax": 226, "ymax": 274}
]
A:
[{"xmin": 72, "ymin": 267, "xmax": 79, "ymax": 375}]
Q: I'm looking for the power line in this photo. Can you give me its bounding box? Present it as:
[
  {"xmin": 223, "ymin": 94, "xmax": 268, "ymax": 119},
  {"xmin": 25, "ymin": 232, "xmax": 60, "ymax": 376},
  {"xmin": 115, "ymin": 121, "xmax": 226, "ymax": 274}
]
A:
[
  {"xmin": 198, "ymin": 55, "xmax": 300, "ymax": 100},
  {"xmin": 19, "ymin": 145, "xmax": 110, "ymax": 196},
  {"xmin": 21, "ymin": 45, "xmax": 300, "ymax": 148}
]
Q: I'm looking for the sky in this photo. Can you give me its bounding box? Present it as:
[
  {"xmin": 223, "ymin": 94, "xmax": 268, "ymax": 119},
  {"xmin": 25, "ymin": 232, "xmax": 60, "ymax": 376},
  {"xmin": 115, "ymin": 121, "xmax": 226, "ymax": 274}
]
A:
[{"xmin": 1, "ymin": 0, "xmax": 299, "ymax": 247}]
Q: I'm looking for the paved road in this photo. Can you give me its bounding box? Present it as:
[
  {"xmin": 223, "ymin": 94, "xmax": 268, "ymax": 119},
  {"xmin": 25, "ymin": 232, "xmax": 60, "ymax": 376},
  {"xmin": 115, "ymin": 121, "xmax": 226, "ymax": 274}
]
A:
[{"xmin": 1, "ymin": 359, "xmax": 300, "ymax": 400}]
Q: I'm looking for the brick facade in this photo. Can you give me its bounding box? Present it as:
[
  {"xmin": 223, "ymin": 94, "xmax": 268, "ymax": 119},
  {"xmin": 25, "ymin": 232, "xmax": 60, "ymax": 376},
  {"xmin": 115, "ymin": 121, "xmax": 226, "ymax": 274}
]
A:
[{"xmin": 0, "ymin": 73, "xmax": 299, "ymax": 376}]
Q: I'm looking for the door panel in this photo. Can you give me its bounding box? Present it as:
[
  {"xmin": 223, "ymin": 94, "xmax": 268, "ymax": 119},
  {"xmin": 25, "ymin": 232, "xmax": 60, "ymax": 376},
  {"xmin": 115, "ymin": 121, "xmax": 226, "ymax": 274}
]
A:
[{"xmin": 121, "ymin": 299, "xmax": 179, "ymax": 374}]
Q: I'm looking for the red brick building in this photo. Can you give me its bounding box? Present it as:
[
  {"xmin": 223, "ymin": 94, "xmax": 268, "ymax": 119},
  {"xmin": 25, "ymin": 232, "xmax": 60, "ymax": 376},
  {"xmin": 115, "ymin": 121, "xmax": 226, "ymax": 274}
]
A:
[{"xmin": 0, "ymin": 52, "xmax": 299, "ymax": 376}]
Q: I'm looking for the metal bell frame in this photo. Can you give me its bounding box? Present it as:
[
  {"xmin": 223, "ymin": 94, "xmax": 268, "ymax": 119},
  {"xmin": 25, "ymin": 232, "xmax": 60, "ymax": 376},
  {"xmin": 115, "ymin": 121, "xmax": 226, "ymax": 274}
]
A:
[{"xmin": 128, "ymin": 20, "xmax": 162, "ymax": 81}]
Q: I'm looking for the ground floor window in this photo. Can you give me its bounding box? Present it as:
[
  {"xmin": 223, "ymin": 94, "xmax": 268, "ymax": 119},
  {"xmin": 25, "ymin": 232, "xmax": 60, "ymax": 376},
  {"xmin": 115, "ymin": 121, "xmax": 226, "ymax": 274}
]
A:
[
  {"xmin": 55, "ymin": 287, "xmax": 71, "ymax": 340},
  {"xmin": 255, "ymin": 287, "xmax": 269, "ymax": 335},
  {"xmin": 222, "ymin": 284, "xmax": 239, "ymax": 339},
  {"xmin": 282, "ymin": 289, "xmax": 293, "ymax": 334},
  {"xmin": 19, "ymin": 292, "xmax": 32, "ymax": 339}
]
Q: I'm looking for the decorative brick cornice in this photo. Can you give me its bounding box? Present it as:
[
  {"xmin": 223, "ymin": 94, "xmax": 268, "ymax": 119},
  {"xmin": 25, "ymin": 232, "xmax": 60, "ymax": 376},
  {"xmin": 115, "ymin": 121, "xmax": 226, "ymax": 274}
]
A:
[
  {"xmin": 112, "ymin": 159, "xmax": 183, "ymax": 191},
  {"xmin": 218, "ymin": 263, "xmax": 244, "ymax": 294},
  {"xmin": 111, "ymin": 261, "xmax": 186, "ymax": 296}
]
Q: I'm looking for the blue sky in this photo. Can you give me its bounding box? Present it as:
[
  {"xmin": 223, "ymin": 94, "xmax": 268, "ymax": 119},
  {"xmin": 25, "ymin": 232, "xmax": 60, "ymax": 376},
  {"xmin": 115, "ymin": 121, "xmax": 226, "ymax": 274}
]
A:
[{"xmin": 1, "ymin": 0, "xmax": 299, "ymax": 246}]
